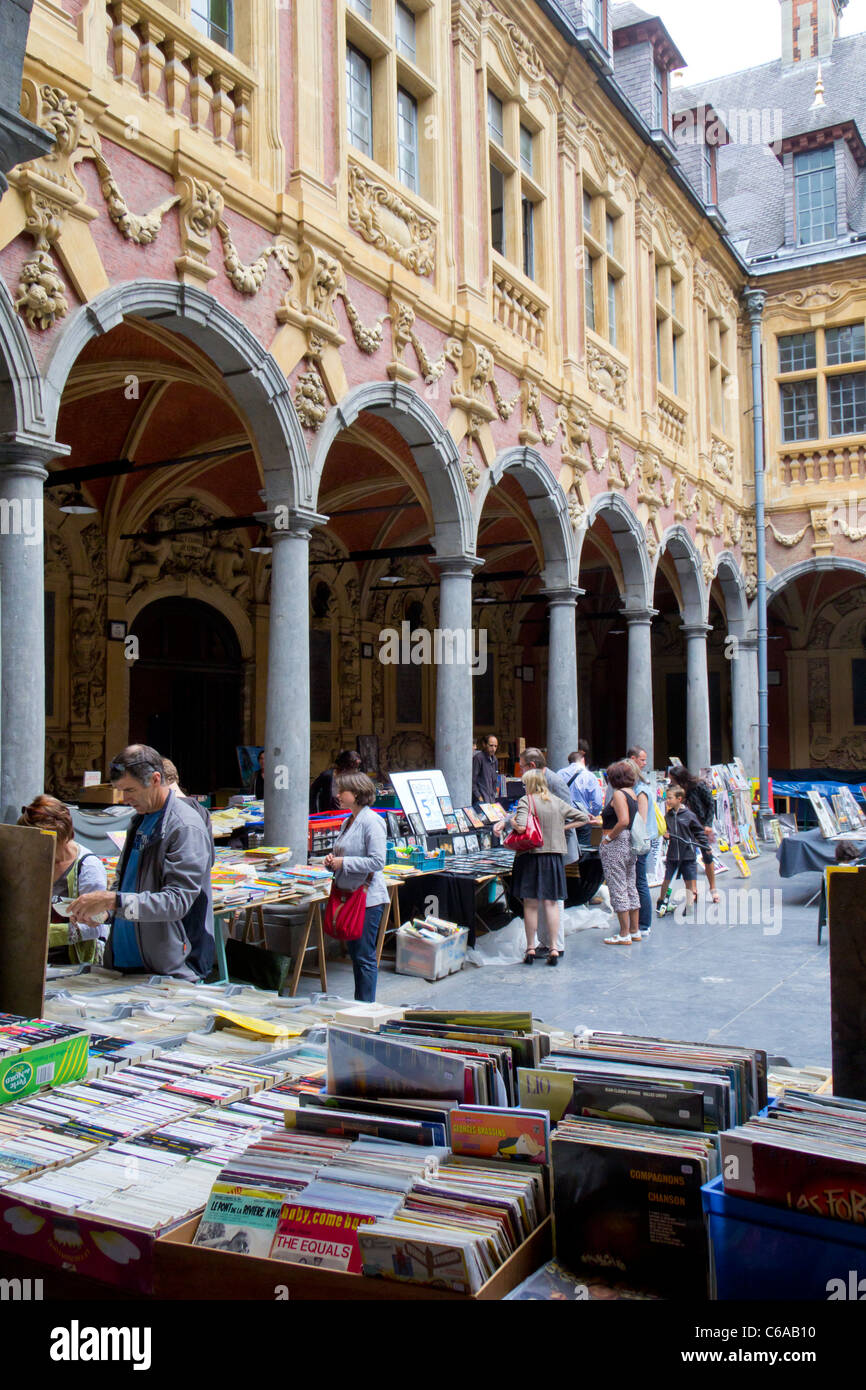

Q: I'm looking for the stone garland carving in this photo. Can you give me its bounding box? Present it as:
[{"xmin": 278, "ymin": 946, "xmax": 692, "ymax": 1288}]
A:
[
  {"xmin": 586, "ymin": 343, "xmax": 628, "ymax": 410},
  {"xmin": 216, "ymin": 217, "xmax": 292, "ymax": 295},
  {"xmin": 479, "ymin": 4, "xmax": 546, "ymax": 83},
  {"xmin": 767, "ymin": 519, "xmax": 810, "ymax": 547},
  {"xmin": 339, "ymin": 292, "xmax": 386, "ymax": 355},
  {"xmin": 347, "ymin": 162, "xmax": 436, "ymax": 278},
  {"xmin": 519, "ymin": 381, "xmax": 556, "ymax": 446},
  {"xmin": 294, "ymin": 366, "xmax": 329, "ymax": 431},
  {"xmin": 389, "ymin": 300, "xmax": 462, "ymax": 382},
  {"xmin": 636, "ymin": 450, "xmax": 673, "ymax": 557},
  {"xmin": 93, "ymin": 149, "xmax": 179, "ymax": 245},
  {"xmin": 722, "ymin": 503, "xmax": 743, "ymax": 549},
  {"xmin": 557, "ymin": 404, "xmax": 592, "ymax": 472}
]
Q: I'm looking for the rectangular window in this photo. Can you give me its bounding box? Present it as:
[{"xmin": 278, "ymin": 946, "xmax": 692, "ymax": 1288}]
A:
[
  {"xmin": 346, "ymin": 45, "xmax": 373, "ymax": 155},
  {"xmin": 656, "ymin": 317, "xmax": 662, "ymax": 378},
  {"xmin": 778, "ymin": 331, "xmax": 817, "ymax": 374},
  {"xmin": 587, "ymin": 0, "xmax": 605, "ymax": 40},
  {"xmin": 794, "ymin": 147, "xmax": 837, "ymax": 246},
  {"xmin": 585, "ymin": 256, "xmax": 596, "ymax": 331},
  {"xmin": 520, "ymin": 124, "xmax": 533, "ymax": 175},
  {"xmin": 652, "ymin": 62, "xmax": 665, "ymax": 130},
  {"xmin": 191, "ymin": 0, "xmax": 232, "ymax": 49},
  {"xmin": 522, "ymin": 197, "xmax": 535, "ymax": 280},
  {"xmin": 780, "ymin": 379, "xmax": 819, "ymax": 442},
  {"xmin": 607, "ymin": 274, "xmax": 617, "ymax": 348},
  {"xmin": 396, "ymin": 87, "xmax": 418, "ymax": 192},
  {"xmin": 605, "ymin": 213, "xmax": 616, "ymax": 256},
  {"xmin": 672, "ymin": 333, "xmax": 679, "ymax": 395},
  {"xmin": 487, "ymin": 91, "xmax": 504, "ymax": 147},
  {"xmin": 583, "ymin": 191, "xmax": 593, "ymax": 233},
  {"xmin": 310, "ymin": 630, "xmax": 332, "ymax": 723},
  {"xmin": 396, "ymin": 660, "xmax": 423, "ymax": 725},
  {"xmin": 348, "ymin": 0, "xmax": 373, "ymax": 17},
  {"xmin": 490, "ymin": 163, "xmax": 505, "ymax": 254},
  {"xmin": 702, "ymin": 141, "xmax": 714, "ymax": 203},
  {"xmin": 395, "ymin": 1, "xmax": 416, "ymax": 60},
  {"xmin": 826, "ymin": 323, "xmax": 866, "ymax": 366},
  {"xmin": 828, "ymin": 371, "xmax": 866, "ymax": 436}
]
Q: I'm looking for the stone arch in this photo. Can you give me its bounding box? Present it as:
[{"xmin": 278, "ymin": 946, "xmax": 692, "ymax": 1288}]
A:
[
  {"xmin": 486, "ymin": 446, "xmax": 579, "ymax": 590},
  {"xmin": 752, "ymin": 557, "xmax": 866, "ymax": 635},
  {"xmin": 713, "ymin": 550, "xmax": 749, "ymax": 637},
  {"xmin": 582, "ymin": 492, "xmax": 652, "ymax": 609},
  {"xmin": 311, "ymin": 381, "xmax": 474, "ymax": 556},
  {"xmin": 125, "ymin": 576, "xmax": 254, "ymax": 662},
  {"xmin": 656, "ymin": 524, "xmax": 708, "ymax": 624},
  {"xmin": 0, "ymin": 278, "xmax": 48, "ymax": 436},
  {"xmin": 41, "ymin": 280, "xmax": 311, "ymax": 506}
]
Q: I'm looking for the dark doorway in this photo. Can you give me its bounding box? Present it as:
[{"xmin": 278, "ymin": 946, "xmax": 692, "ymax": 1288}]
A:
[{"xmin": 129, "ymin": 598, "xmax": 243, "ymax": 793}]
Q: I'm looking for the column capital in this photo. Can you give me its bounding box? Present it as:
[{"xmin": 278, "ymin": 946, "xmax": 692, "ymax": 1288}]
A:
[
  {"xmin": 0, "ymin": 433, "xmax": 70, "ymax": 476},
  {"xmin": 540, "ymin": 586, "xmax": 583, "ymax": 606},
  {"xmin": 623, "ymin": 607, "xmax": 657, "ymax": 626},
  {"xmin": 256, "ymin": 506, "xmax": 328, "ymax": 539},
  {"xmin": 681, "ymin": 622, "xmax": 712, "ymax": 639},
  {"xmin": 430, "ymin": 554, "xmax": 484, "ymax": 577}
]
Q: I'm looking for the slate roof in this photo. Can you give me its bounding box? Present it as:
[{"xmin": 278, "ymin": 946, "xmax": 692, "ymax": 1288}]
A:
[
  {"xmin": 610, "ymin": 2, "xmax": 655, "ymax": 28},
  {"xmin": 674, "ymin": 31, "xmax": 866, "ymax": 260}
]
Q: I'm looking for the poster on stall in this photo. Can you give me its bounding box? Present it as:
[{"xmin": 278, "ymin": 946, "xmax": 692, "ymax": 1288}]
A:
[{"xmin": 389, "ymin": 769, "xmax": 450, "ymax": 832}]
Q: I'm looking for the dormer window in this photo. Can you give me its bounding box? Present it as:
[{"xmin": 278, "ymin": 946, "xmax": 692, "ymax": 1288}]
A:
[
  {"xmin": 794, "ymin": 147, "xmax": 837, "ymax": 245},
  {"xmin": 652, "ymin": 61, "xmax": 665, "ymax": 131},
  {"xmin": 587, "ymin": 0, "xmax": 605, "ymax": 41}
]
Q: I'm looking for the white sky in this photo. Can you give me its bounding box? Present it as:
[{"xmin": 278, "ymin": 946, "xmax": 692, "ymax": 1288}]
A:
[{"xmin": 649, "ymin": 0, "xmax": 866, "ymax": 84}]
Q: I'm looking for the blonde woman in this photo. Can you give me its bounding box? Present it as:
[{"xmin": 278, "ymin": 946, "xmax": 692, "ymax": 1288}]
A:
[{"xmin": 495, "ymin": 769, "xmax": 589, "ymax": 967}]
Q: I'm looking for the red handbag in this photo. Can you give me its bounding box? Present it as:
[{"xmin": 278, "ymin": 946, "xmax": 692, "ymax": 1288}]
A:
[
  {"xmin": 503, "ymin": 795, "xmax": 544, "ymax": 851},
  {"xmin": 322, "ymin": 875, "xmax": 372, "ymax": 940}
]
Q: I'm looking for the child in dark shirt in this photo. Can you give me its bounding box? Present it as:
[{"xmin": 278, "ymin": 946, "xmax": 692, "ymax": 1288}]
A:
[{"xmin": 657, "ymin": 785, "xmax": 712, "ymax": 911}]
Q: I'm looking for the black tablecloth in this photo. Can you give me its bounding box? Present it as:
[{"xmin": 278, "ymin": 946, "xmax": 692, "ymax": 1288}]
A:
[
  {"xmin": 396, "ymin": 874, "xmax": 482, "ymax": 947},
  {"xmin": 776, "ymin": 829, "xmax": 836, "ymax": 877}
]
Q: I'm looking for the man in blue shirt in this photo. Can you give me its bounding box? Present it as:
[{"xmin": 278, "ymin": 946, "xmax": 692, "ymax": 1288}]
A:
[
  {"xmin": 69, "ymin": 745, "xmax": 214, "ymax": 979},
  {"xmin": 557, "ymin": 742, "xmax": 603, "ymax": 848}
]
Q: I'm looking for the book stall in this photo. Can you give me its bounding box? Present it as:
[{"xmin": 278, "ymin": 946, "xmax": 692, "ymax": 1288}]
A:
[{"xmin": 2, "ymin": 964, "xmax": 866, "ymax": 1303}]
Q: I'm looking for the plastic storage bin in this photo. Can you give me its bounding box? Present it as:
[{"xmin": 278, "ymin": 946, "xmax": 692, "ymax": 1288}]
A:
[
  {"xmin": 702, "ymin": 1174, "xmax": 866, "ymax": 1301},
  {"xmin": 395, "ymin": 925, "xmax": 469, "ymax": 981}
]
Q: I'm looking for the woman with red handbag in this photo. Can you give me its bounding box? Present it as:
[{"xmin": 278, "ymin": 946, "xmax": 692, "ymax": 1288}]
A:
[
  {"xmin": 495, "ymin": 769, "xmax": 589, "ymax": 967},
  {"xmin": 323, "ymin": 772, "xmax": 387, "ymax": 1001}
]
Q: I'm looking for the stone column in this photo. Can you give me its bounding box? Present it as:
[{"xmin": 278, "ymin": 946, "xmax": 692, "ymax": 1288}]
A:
[
  {"xmin": 432, "ymin": 556, "xmax": 481, "ymax": 807},
  {"xmin": 731, "ymin": 634, "xmax": 759, "ymax": 776},
  {"xmin": 543, "ymin": 589, "xmax": 579, "ymax": 772},
  {"xmin": 263, "ymin": 509, "xmax": 326, "ymax": 857},
  {"xmin": 625, "ymin": 608, "xmax": 655, "ymax": 766},
  {"xmin": 0, "ymin": 438, "xmax": 62, "ymax": 822},
  {"xmin": 683, "ymin": 622, "xmax": 712, "ymax": 772}
]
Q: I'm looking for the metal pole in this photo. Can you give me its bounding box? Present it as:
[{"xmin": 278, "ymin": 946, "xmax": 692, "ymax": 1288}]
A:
[{"xmin": 744, "ymin": 288, "xmax": 769, "ymax": 821}]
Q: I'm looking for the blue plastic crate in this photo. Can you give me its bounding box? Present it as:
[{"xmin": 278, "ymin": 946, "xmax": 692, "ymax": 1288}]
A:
[{"xmin": 702, "ymin": 1174, "xmax": 866, "ymax": 1301}]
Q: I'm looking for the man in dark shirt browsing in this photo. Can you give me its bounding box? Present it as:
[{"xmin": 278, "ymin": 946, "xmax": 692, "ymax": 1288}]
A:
[{"xmin": 472, "ymin": 734, "xmax": 500, "ymax": 805}]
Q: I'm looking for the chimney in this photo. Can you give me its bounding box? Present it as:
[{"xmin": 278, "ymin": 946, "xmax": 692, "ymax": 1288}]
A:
[{"xmin": 781, "ymin": 0, "xmax": 848, "ymax": 64}]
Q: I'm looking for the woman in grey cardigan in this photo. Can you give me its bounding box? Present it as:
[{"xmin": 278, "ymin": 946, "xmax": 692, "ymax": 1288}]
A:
[{"xmin": 324, "ymin": 772, "xmax": 388, "ymax": 1001}]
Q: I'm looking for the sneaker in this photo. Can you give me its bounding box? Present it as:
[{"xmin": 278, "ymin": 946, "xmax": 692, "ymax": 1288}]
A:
[{"xmin": 640, "ymin": 927, "xmax": 651, "ymax": 937}]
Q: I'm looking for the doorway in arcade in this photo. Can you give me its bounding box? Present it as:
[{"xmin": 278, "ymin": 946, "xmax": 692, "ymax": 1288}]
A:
[{"xmin": 129, "ymin": 597, "xmax": 243, "ymax": 794}]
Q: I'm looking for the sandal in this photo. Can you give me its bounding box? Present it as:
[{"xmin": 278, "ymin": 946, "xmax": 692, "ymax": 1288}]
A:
[
  {"xmin": 523, "ymin": 949, "xmax": 536, "ymax": 965},
  {"xmin": 603, "ymin": 935, "xmax": 632, "ymax": 945},
  {"xmin": 711, "ymin": 891, "xmax": 721, "ymax": 904},
  {"xmin": 546, "ymin": 952, "xmax": 560, "ymax": 967},
  {"xmin": 630, "ymin": 933, "xmax": 643, "ymax": 942}
]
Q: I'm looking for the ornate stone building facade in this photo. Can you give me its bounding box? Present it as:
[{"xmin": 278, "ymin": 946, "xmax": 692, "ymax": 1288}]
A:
[{"xmin": 0, "ymin": 0, "xmax": 861, "ymax": 853}]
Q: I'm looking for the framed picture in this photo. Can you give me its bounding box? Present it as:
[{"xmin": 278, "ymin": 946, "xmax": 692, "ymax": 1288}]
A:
[
  {"xmin": 438, "ymin": 794, "xmax": 454, "ymax": 815},
  {"xmin": 452, "ymin": 835, "xmax": 466, "ymax": 855},
  {"xmin": 463, "ymin": 806, "xmax": 484, "ymax": 829},
  {"xmin": 236, "ymin": 745, "xmax": 264, "ymax": 788},
  {"xmin": 464, "ymin": 834, "xmax": 479, "ymax": 853},
  {"xmin": 454, "ymin": 808, "xmax": 471, "ymax": 833},
  {"xmin": 408, "ymin": 777, "xmax": 447, "ymax": 832},
  {"xmin": 409, "ymin": 812, "xmax": 427, "ymax": 839},
  {"xmin": 522, "ymin": 666, "xmax": 535, "ymax": 683},
  {"xmin": 808, "ymin": 789, "xmax": 837, "ymax": 839},
  {"xmin": 361, "ymin": 643, "xmax": 374, "ymax": 659}
]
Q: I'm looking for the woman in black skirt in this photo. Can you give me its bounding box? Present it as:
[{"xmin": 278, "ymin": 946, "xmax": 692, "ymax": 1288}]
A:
[{"xmin": 496, "ymin": 769, "xmax": 590, "ymax": 966}]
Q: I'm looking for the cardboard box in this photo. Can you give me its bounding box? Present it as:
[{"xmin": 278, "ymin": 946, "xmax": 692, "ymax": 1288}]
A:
[
  {"xmin": 395, "ymin": 925, "xmax": 469, "ymax": 981},
  {"xmin": 0, "ymin": 1189, "xmax": 180, "ymax": 1293},
  {"xmin": 77, "ymin": 785, "xmax": 124, "ymax": 806},
  {"xmin": 155, "ymin": 1215, "xmax": 551, "ymax": 1300},
  {"xmin": 0, "ymin": 1033, "xmax": 89, "ymax": 1105}
]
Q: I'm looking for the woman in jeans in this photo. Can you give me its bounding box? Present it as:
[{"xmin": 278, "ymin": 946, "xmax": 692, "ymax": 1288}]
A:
[
  {"xmin": 323, "ymin": 772, "xmax": 387, "ymax": 1001},
  {"xmin": 599, "ymin": 760, "xmax": 641, "ymax": 945},
  {"xmin": 627, "ymin": 747, "xmax": 654, "ymax": 936},
  {"xmin": 497, "ymin": 768, "xmax": 589, "ymax": 966}
]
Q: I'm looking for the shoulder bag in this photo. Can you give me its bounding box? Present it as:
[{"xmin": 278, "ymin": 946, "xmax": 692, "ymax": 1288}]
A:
[{"xmin": 503, "ymin": 795, "xmax": 544, "ymax": 852}]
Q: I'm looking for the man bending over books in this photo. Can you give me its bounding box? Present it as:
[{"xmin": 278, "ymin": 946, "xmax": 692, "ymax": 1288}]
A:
[{"xmin": 69, "ymin": 745, "xmax": 215, "ymax": 980}]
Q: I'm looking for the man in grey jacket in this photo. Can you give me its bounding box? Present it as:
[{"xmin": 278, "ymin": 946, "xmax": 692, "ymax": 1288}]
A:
[{"xmin": 70, "ymin": 745, "xmax": 214, "ymax": 980}]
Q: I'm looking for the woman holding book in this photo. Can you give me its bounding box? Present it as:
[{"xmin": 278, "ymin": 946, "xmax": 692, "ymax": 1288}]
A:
[
  {"xmin": 323, "ymin": 772, "xmax": 387, "ymax": 1002},
  {"xmin": 496, "ymin": 769, "xmax": 589, "ymax": 967}
]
